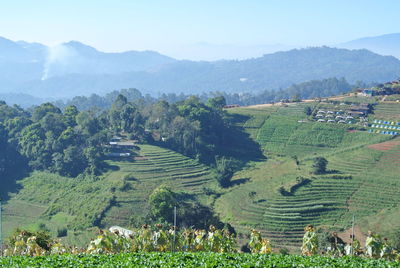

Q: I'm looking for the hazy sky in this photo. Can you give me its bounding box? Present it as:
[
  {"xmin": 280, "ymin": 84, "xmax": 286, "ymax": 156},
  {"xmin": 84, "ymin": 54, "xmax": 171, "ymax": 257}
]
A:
[{"xmin": 1, "ymin": 0, "xmax": 399, "ymax": 60}]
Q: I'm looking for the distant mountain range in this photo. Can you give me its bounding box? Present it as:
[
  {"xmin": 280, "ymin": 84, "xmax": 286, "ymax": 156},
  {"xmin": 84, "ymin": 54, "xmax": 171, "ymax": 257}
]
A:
[
  {"xmin": 1, "ymin": 35, "xmax": 400, "ymax": 102},
  {"xmin": 338, "ymin": 33, "xmax": 400, "ymax": 58}
]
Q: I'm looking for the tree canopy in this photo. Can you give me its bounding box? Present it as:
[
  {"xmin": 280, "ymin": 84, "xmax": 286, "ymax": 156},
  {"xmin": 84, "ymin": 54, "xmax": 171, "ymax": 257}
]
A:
[{"xmin": 0, "ymin": 94, "xmax": 246, "ymax": 180}]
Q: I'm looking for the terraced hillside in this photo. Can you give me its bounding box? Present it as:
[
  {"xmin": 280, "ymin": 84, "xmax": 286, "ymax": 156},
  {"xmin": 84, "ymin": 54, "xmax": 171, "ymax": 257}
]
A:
[
  {"xmin": 2, "ymin": 144, "xmax": 215, "ymax": 245},
  {"xmin": 371, "ymin": 102, "xmax": 400, "ymax": 120},
  {"xmin": 101, "ymin": 144, "xmax": 215, "ymax": 227},
  {"xmin": 3, "ymin": 98, "xmax": 400, "ymax": 252},
  {"xmin": 216, "ymin": 101, "xmax": 400, "ymax": 250}
]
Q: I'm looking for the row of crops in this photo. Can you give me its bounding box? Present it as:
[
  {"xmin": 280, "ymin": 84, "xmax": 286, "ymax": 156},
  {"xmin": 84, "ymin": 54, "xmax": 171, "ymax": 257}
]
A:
[
  {"xmin": 1, "ymin": 253, "xmax": 397, "ymax": 267},
  {"xmin": 257, "ymin": 139, "xmax": 400, "ymax": 247},
  {"xmin": 261, "ymin": 176, "xmax": 360, "ymax": 245},
  {"xmin": 101, "ymin": 144, "xmax": 214, "ymax": 227},
  {"xmin": 1, "ymin": 142, "xmax": 216, "ymax": 243},
  {"xmin": 329, "ymin": 140, "xmax": 400, "ymax": 223},
  {"xmin": 257, "ymin": 115, "xmax": 348, "ymax": 156},
  {"xmin": 220, "ymin": 103, "xmax": 398, "ymax": 251},
  {"xmin": 372, "ymin": 103, "xmax": 400, "ymax": 121}
]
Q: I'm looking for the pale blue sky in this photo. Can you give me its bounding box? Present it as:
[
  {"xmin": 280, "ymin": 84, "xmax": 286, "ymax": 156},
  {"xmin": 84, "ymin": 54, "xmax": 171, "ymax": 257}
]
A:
[{"xmin": 1, "ymin": 0, "xmax": 399, "ymax": 59}]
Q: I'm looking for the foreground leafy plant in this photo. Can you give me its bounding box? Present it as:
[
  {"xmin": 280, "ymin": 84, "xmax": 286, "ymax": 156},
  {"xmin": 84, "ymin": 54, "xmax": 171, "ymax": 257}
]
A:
[
  {"xmin": 3, "ymin": 225, "xmax": 400, "ymax": 265},
  {"xmin": 248, "ymin": 229, "xmax": 272, "ymax": 254},
  {"xmin": 301, "ymin": 225, "xmax": 318, "ymax": 256},
  {"xmin": 86, "ymin": 225, "xmax": 237, "ymax": 254},
  {"xmin": 1, "ymin": 252, "xmax": 399, "ymax": 268}
]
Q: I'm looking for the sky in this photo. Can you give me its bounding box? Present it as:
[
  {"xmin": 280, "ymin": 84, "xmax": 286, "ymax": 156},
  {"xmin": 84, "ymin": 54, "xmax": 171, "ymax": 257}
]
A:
[{"xmin": 0, "ymin": 0, "xmax": 399, "ymax": 60}]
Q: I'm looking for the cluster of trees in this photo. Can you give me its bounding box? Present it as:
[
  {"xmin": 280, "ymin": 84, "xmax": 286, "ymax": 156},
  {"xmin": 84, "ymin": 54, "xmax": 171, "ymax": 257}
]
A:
[
  {"xmin": 143, "ymin": 96, "xmax": 231, "ymax": 162},
  {"xmin": 0, "ymin": 102, "xmax": 29, "ymax": 181},
  {"xmin": 1, "ymin": 93, "xmax": 245, "ymax": 182},
  {"xmin": 54, "ymin": 78, "xmax": 356, "ymax": 112},
  {"xmin": 0, "ymin": 101, "xmax": 108, "ymax": 178},
  {"xmin": 145, "ymin": 187, "xmax": 227, "ymax": 230},
  {"xmin": 220, "ymin": 78, "xmax": 354, "ymax": 106},
  {"xmin": 0, "ymin": 120, "xmax": 24, "ymax": 180},
  {"xmin": 69, "ymin": 90, "xmax": 238, "ymax": 163},
  {"xmin": 55, "ymin": 88, "xmax": 153, "ymax": 111}
]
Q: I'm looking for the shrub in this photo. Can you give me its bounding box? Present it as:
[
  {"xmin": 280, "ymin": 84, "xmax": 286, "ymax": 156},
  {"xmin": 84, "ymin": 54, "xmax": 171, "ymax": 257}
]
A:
[
  {"xmin": 312, "ymin": 157, "xmax": 328, "ymax": 174},
  {"xmin": 279, "ymin": 247, "xmax": 290, "ymax": 255},
  {"xmin": 214, "ymin": 156, "xmax": 236, "ymax": 188},
  {"xmin": 304, "ymin": 106, "xmax": 312, "ymax": 116},
  {"xmin": 56, "ymin": 227, "xmax": 68, "ymax": 237}
]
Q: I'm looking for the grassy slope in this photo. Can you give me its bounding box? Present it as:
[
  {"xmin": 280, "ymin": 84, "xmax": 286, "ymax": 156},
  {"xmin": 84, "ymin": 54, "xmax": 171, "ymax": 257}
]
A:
[
  {"xmin": 2, "ymin": 144, "xmax": 216, "ymax": 246},
  {"xmin": 215, "ymin": 101, "xmax": 400, "ymax": 250}
]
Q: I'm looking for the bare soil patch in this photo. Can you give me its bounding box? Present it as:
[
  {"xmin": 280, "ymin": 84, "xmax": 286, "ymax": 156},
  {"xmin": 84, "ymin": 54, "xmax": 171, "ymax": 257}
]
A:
[{"xmin": 367, "ymin": 140, "xmax": 400, "ymax": 151}]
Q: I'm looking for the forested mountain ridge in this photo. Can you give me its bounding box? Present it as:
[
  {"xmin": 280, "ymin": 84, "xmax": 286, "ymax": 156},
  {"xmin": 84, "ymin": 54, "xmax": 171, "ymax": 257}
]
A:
[
  {"xmin": 1, "ymin": 35, "xmax": 400, "ymax": 98},
  {"xmin": 51, "ymin": 78, "xmax": 353, "ymax": 111},
  {"xmin": 0, "ymin": 36, "xmax": 176, "ymax": 97},
  {"xmin": 25, "ymin": 47, "xmax": 400, "ymax": 98}
]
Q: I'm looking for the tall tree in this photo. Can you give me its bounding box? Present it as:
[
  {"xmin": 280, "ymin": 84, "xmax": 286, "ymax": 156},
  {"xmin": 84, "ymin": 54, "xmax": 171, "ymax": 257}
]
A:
[{"xmin": 312, "ymin": 157, "xmax": 328, "ymax": 174}]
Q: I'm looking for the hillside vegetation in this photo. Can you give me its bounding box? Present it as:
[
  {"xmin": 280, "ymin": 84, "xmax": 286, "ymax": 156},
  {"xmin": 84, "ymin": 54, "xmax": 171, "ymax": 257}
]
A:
[
  {"xmin": 216, "ymin": 98, "xmax": 400, "ymax": 250},
  {"xmin": 1, "ymin": 94, "xmax": 251, "ymax": 245},
  {"xmin": 2, "ymin": 92, "xmax": 400, "ymax": 253},
  {"xmin": 2, "ymin": 144, "xmax": 217, "ymax": 245}
]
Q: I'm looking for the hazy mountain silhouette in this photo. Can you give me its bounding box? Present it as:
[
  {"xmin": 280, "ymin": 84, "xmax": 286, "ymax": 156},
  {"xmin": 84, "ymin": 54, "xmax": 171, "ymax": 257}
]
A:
[
  {"xmin": 1, "ymin": 36, "xmax": 400, "ymax": 99},
  {"xmin": 338, "ymin": 33, "xmax": 400, "ymax": 58},
  {"xmin": 42, "ymin": 41, "xmax": 176, "ymax": 79}
]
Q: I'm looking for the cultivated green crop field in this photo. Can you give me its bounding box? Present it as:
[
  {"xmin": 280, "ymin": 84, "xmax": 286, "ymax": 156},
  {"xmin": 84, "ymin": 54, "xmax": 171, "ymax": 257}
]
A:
[
  {"xmin": 1, "ymin": 253, "xmax": 398, "ymax": 268},
  {"xmin": 216, "ymin": 100, "xmax": 400, "ymax": 250},
  {"xmin": 2, "ymin": 144, "xmax": 216, "ymax": 245}
]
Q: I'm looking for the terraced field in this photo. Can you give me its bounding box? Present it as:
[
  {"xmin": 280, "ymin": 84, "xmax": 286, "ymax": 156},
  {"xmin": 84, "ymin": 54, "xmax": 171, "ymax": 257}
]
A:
[
  {"xmin": 228, "ymin": 106, "xmax": 277, "ymax": 139},
  {"xmin": 3, "ymin": 99, "xmax": 400, "ymax": 252},
  {"xmin": 256, "ymin": 114, "xmax": 386, "ymax": 158},
  {"xmin": 94, "ymin": 144, "xmax": 215, "ymax": 228},
  {"xmin": 2, "ymin": 144, "xmax": 215, "ymax": 245},
  {"xmin": 348, "ymin": 140, "xmax": 400, "ymax": 216},
  {"xmin": 2, "ymin": 200, "xmax": 47, "ymax": 237},
  {"xmin": 372, "ymin": 102, "xmax": 400, "ymax": 120},
  {"xmin": 216, "ymin": 101, "xmax": 400, "ymax": 250}
]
